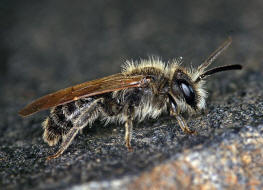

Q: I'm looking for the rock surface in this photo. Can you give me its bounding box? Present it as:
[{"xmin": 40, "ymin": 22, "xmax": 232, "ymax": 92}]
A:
[{"xmin": 0, "ymin": 1, "xmax": 263, "ymax": 190}]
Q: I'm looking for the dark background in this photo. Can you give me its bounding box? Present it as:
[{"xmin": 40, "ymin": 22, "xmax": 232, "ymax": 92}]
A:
[{"xmin": 0, "ymin": 0, "xmax": 262, "ymax": 189}]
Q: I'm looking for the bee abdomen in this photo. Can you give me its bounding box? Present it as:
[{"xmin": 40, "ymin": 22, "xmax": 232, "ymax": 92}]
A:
[
  {"xmin": 42, "ymin": 98, "xmax": 97, "ymax": 146},
  {"xmin": 42, "ymin": 105, "xmax": 73, "ymax": 146}
]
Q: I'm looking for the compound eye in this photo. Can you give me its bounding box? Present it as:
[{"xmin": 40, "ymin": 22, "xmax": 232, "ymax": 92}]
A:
[
  {"xmin": 181, "ymin": 83, "xmax": 192, "ymax": 97},
  {"xmin": 179, "ymin": 80, "xmax": 195, "ymax": 106}
]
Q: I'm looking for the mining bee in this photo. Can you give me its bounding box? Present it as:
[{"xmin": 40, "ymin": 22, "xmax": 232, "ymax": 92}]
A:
[{"xmin": 19, "ymin": 38, "xmax": 242, "ymax": 160}]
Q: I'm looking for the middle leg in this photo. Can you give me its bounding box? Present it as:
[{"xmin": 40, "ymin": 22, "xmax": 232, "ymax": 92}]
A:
[{"xmin": 125, "ymin": 118, "xmax": 133, "ymax": 151}]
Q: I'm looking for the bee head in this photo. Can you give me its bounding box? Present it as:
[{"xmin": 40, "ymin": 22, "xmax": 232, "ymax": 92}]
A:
[
  {"xmin": 169, "ymin": 37, "xmax": 242, "ymax": 113},
  {"xmin": 170, "ymin": 70, "xmax": 198, "ymax": 111},
  {"xmin": 169, "ymin": 64, "xmax": 242, "ymax": 114}
]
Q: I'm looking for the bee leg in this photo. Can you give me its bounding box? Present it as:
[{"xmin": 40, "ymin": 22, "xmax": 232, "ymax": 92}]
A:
[
  {"xmin": 174, "ymin": 113, "xmax": 197, "ymax": 134},
  {"xmin": 46, "ymin": 126, "xmax": 79, "ymax": 160},
  {"xmin": 169, "ymin": 102, "xmax": 196, "ymax": 134},
  {"xmin": 46, "ymin": 98, "xmax": 103, "ymax": 160},
  {"xmin": 125, "ymin": 118, "xmax": 133, "ymax": 151}
]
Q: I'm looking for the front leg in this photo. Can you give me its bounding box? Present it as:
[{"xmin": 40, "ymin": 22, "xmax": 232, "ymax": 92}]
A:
[
  {"xmin": 169, "ymin": 98, "xmax": 196, "ymax": 134},
  {"xmin": 172, "ymin": 112, "xmax": 196, "ymax": 134}
]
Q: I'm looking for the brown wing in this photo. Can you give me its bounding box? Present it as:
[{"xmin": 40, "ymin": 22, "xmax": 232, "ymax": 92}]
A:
[{"xmin": 19, "ymin": 73, "xmax": 149, "ymax": 117}]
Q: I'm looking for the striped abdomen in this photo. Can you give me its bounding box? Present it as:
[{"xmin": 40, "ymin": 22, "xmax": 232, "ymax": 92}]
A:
[{"xmin": 42, "ymin": 98, "xmax": 96, "ymax": 146}]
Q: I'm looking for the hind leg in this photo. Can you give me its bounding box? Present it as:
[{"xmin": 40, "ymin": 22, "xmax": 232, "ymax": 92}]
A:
[
  {"xmin": 46, "ymin": 98, "xmax": 103, "ymax": 160},
  {"xmin": 46, "ymin": 126, "xmax": 79, "ymax": 160}
]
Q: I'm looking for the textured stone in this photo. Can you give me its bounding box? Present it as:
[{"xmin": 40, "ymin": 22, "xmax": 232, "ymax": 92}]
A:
[{"xmin": 129, "ymin": 125, "xmax": 263, "ymax": 190}]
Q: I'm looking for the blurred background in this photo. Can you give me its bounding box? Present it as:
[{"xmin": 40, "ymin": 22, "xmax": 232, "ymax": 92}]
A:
[
  {"xmin": 0, "ymin": 0, "xmax": 263, "ymax": 189},
  {"xmin": 1, "ymin": 0, "xmax": 262, "ymax": 97}
]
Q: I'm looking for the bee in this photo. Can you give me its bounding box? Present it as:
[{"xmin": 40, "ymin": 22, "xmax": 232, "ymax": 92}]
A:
[{"xmin": 19, "ymin": 38, "xmax": 242, "ymax": 160}]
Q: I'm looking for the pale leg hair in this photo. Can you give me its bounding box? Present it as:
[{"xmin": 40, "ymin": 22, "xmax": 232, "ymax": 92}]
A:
[{"xmin": 46, "ymin": 98, "xmax": 103, "ymax": 160}]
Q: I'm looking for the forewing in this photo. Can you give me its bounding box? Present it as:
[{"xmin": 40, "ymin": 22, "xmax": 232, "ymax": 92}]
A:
[{"xmin": 19, "ymin": 73, "xmax": 148, "ymax": 117}]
